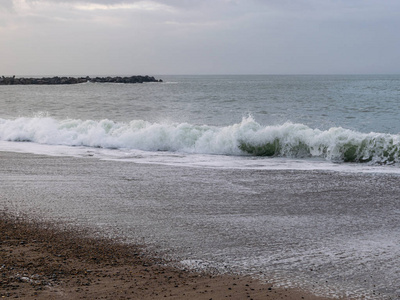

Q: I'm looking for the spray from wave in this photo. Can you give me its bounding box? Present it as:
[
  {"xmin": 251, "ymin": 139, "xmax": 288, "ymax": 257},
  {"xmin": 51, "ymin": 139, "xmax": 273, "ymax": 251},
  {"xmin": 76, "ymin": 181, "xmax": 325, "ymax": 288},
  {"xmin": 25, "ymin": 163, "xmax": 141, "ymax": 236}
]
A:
[{"xmin": 1, "ymin": 116, "xmax": 399, "ymax": 164}]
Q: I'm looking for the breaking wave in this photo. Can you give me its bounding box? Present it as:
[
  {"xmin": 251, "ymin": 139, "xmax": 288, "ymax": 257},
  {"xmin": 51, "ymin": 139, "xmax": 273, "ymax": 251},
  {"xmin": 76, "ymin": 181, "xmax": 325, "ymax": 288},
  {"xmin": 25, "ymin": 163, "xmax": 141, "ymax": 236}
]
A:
[{"xmin": 1, "ymin": 116, "xmax": 400, "ymax": 164}]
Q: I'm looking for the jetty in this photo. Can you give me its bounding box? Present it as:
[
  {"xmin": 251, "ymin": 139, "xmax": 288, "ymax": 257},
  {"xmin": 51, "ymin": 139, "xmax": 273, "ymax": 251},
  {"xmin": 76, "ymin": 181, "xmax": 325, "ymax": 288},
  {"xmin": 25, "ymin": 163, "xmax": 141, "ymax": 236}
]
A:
[{"xmin": 0, "ymin": 75, "xmax": 162, "ymax": 85}]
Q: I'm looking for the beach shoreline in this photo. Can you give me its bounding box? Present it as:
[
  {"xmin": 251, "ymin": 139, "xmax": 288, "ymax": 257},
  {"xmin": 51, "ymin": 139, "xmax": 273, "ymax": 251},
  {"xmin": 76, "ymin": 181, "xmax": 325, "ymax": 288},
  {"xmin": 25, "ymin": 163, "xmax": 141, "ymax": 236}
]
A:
[{"xmin": 0, "ymin": 215, "xmax": 338, "ymax": 300}]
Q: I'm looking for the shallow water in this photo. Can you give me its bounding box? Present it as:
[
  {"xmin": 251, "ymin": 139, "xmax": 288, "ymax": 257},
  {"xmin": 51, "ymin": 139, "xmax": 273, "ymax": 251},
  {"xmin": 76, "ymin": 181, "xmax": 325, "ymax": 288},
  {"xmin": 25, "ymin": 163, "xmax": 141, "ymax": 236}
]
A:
[{"xmin": 1, "ymin": 151, "xmax": 399, "ymax": 299}]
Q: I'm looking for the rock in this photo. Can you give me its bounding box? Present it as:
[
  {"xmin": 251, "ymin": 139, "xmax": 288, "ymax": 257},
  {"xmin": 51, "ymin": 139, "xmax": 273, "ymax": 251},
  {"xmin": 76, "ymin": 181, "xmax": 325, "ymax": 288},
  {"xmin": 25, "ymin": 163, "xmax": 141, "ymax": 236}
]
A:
[{"xmin": 0, "ymin": 76, "xmax": 162, "ymax": 85}]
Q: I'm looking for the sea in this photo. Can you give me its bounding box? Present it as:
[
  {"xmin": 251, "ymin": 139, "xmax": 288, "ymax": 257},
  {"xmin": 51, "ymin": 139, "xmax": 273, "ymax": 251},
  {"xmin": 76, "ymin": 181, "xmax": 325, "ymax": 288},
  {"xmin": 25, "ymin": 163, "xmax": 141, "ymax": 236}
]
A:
[{"xmin": 1, "ymin": 74, "xmax": 400, "ymax": 299}]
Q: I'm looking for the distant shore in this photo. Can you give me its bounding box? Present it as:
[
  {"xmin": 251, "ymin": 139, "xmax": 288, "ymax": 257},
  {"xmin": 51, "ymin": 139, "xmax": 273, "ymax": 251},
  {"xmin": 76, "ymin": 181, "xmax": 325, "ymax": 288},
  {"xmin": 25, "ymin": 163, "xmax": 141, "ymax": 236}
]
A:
[
  {"xmin": 0, "ymin": 75, "xmax": 162, "ymax": 85},
  {"xmin": 0, "ymin": 214, "xmax": 337, "ymax": 300}
]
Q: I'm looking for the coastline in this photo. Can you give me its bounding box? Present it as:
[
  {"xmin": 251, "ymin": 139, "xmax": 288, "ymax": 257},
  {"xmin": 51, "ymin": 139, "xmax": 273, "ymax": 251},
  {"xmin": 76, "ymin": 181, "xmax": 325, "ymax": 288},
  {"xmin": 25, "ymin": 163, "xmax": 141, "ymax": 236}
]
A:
[
  {"xmin": 0, "ymin": 215, "xmax": 337, "ymax": 300},
  {"xmin": 2, "ymin": 150, "xmax": 393, "ymax": 299}
]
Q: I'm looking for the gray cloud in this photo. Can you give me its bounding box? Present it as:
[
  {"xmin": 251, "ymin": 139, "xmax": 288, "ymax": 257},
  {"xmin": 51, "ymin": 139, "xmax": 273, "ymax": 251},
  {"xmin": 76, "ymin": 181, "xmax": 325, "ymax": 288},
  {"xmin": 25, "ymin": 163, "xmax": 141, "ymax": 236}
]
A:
[
  {"xmin": 0, "ymin": 0, "xmax": 14, "ymax": 11},
  {"xmin": 1, "ymin": 0, "xmax": 400, "ymax": 75},
  {"xmin": 25, "ymin": 0, "xmax": 130, "ymax": 4}
]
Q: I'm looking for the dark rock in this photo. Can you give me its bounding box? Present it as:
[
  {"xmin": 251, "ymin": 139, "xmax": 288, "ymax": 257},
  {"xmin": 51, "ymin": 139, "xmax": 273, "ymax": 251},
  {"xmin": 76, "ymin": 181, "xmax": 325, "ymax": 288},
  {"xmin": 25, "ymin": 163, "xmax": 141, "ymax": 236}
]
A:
[{"xmin": 0, "ymin": 75, "xmax": 162, "ymax": 85}]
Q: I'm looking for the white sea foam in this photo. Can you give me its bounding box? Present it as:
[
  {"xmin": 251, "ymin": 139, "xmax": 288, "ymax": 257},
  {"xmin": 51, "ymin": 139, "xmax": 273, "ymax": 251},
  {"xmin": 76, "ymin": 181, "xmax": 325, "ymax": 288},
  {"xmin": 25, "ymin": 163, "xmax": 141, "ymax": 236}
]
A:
[{"xmin": 1, "ymin": 116, "xmax": 400, "ymax": 165}]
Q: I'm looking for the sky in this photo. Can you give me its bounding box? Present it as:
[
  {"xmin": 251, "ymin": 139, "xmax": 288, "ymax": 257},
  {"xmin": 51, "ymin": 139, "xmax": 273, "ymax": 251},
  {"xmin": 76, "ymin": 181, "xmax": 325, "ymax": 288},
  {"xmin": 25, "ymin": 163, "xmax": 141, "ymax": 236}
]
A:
[{"xmin": 1, "ymin": 0, "xmax": 400, "ymax": 75}]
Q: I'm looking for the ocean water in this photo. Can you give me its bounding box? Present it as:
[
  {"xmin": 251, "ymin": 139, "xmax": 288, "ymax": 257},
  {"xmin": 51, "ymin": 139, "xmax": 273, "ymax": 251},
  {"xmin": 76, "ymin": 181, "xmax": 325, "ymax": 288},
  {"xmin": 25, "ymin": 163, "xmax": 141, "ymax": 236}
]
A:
[
  {"xmin": 1, "ymin": 75, "xmax": 400, "ymax": 298},
  {"xmin": 1, "ymin": 75, "xmax": 400, "ymax": 166}
]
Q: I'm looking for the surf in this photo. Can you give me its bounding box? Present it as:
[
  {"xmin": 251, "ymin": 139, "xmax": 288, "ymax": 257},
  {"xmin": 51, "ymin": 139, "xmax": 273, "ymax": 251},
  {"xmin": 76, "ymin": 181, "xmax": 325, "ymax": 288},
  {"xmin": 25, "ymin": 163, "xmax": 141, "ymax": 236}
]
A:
[{"xmin": 1, "ymin": 116, "xmax": 399, "ymax": 165}]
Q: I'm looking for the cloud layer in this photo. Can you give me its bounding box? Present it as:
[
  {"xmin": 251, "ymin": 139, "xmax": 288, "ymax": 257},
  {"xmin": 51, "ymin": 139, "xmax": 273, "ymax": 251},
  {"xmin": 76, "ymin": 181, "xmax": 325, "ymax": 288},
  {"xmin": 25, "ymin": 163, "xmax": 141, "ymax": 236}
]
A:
[{"xmin": 1, "ymin": 0, "xmax": 400, "ymax": 75}]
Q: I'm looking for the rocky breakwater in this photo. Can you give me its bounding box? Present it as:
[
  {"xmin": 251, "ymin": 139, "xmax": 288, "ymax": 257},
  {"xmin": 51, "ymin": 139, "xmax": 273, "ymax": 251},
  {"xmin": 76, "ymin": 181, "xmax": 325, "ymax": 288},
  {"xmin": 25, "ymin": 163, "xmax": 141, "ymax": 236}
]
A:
[{"xmin": 0, "ymin": 75, "xmax": 162, "ymax": 85}]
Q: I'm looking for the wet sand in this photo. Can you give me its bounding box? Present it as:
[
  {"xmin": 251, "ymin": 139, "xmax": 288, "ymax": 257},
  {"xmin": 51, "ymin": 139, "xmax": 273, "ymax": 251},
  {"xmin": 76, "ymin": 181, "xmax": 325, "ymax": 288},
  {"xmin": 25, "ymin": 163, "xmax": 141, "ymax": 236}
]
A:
[{"xmin": 0, "ymin": 216, "xmax": 336, "ymax": 300}]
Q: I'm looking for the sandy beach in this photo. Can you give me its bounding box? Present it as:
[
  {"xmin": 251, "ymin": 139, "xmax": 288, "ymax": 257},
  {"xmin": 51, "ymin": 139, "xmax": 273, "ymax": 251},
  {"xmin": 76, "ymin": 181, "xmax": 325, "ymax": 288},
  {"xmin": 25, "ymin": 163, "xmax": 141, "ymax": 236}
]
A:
[
  {"xmin": 1, "ymin": 150, "xmax": 398, "ymax": 298},
  {"xmin": 0, "ymin": 215, "xmax": 337, "ymax": 300}
]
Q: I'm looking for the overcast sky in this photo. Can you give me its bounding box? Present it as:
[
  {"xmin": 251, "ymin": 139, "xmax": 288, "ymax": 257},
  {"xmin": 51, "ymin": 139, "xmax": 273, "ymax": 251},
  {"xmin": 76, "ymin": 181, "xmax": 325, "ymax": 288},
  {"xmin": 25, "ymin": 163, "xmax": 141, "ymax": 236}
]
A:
[{"xmin": 1, "ymin": 0, "xmax": 400, "ymax": 75}]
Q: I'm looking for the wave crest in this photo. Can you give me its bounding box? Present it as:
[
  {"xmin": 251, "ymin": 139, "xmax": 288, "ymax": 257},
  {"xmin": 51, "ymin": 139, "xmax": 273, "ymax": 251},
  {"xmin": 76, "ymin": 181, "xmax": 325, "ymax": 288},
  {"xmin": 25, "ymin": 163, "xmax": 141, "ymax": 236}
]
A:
[{"xmin": 1, "ymin": 116, "xmax": 399, "ymax": 164}]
